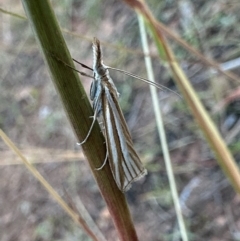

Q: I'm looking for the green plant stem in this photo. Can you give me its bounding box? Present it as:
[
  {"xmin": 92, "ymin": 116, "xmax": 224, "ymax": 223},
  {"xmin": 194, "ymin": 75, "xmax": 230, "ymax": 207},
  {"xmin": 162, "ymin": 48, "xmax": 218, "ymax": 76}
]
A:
[
  {"xmin": 21, "ymin": 0, "xmax": 139, "ymax": 240},
  {"xmin": 138, "ymin": 14, "xmax": 189, "ymax": 241}
]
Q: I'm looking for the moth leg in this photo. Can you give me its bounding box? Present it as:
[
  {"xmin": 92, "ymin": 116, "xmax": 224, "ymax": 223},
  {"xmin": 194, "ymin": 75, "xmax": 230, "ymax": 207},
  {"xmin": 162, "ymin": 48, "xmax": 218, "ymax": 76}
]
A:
[
  {"xmin": 77, "ymin": 110, "xmax": 98, "ymax": 145},
  {"xmin": 95, "ymin": 150, "xmax": 108, "ymax": 170}
]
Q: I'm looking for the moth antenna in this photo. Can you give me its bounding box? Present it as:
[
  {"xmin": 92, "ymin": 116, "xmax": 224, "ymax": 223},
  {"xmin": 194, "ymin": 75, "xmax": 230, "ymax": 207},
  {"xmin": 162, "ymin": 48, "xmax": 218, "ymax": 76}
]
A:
[
  {"xmin": 73, "ymin": 58, "xmax": 93, "ymax": 71},
  {"xmin": 65, "ymin": 63, "xmax": 93, "ymax": 79},
  {"xmin": 106, "ymin": 66, "xmax": 181, "ymax": 98},
  {"xmin": 49, "ymin": 52, "xmax": 93, "ymax": 78}
]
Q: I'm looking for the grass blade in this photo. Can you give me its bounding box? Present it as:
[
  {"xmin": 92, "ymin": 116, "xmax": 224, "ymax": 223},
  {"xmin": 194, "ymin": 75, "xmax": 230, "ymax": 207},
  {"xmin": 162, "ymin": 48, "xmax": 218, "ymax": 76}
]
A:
[{"xmin": 138, "ymin": 14, "xmax": 189, "ymax": 241}]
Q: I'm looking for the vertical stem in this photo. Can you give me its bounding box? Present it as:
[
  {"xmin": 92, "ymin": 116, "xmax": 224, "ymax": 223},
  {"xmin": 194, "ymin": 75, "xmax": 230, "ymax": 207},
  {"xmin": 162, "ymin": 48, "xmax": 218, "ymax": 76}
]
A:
[
  {"xmin": 21, "ymin": 0, "xmax": 139, "ymax": 240},
  {"xmin": 138, "ymin": 14, "xmax": 189, "ymax": 241}
]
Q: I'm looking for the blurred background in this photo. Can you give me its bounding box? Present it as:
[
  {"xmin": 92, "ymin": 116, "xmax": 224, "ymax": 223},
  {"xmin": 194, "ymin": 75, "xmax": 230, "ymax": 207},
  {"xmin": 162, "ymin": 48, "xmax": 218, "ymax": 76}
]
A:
[{"xmin": 1, "ymin": 0, "xmax": 240, "ymax": 240}]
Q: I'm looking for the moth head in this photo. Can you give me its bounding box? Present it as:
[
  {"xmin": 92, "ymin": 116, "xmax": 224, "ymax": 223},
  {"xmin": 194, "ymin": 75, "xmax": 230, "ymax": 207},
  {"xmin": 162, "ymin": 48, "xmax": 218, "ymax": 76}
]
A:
[{"xmin": 96, "ymin": 65, "xmax": 107, "ymax": 76}]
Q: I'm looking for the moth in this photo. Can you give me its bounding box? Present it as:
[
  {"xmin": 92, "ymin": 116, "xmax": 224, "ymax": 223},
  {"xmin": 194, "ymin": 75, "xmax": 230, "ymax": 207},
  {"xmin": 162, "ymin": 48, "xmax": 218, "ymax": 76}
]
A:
[{"xmin": 77, "ymin": 38, "xmax": 176, "ymax": 192}]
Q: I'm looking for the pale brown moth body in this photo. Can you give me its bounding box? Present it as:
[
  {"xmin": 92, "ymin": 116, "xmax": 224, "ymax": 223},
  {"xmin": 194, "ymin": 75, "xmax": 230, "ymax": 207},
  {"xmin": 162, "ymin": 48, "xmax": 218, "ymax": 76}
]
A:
[
  {"xmin": 78, "ymin": 38, "xmax": 177, "ymax": 191},
  {"xmin": 90, "ymin": 38, "xmax": 147, "ymax": 192}
]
